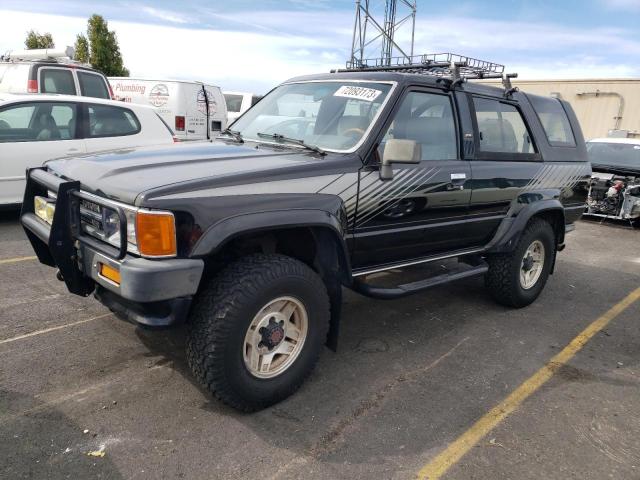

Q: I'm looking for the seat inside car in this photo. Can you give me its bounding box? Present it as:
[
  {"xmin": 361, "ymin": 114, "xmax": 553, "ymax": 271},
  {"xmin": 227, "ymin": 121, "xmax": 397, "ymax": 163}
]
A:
[
  {"xmin": 404, "ymin": 116, "xmax": 457, "ymax": 160},
  {"xmin": 35, "ymin": 113, "xmax": 61, "ymax": 141},
  {"xmin": 477, "ymin": 118, "xmax": 518, "ymax": 152}
]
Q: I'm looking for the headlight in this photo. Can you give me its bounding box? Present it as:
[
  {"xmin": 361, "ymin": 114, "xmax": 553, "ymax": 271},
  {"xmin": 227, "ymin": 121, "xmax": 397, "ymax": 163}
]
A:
[
  {"xmin": 34, "ymin": 196, "xmax": 56, "ymax": 224},
  {"xmin": 79, "ymin": 198, "xmax": 176, "ymax": 258},
  {"xmin": 102, "ymin": 208, "xmax": 176, "ymax": 257},
  {"xmin": 101, "ymin": 207, "xmax": 138, "ymax": 251}
]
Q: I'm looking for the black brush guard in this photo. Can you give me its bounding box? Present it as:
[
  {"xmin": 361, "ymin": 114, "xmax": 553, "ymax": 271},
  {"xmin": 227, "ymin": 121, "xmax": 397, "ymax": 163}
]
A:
[{"xmin": 21, "ymin": 167, "xmax": 128, "ymax": 297}]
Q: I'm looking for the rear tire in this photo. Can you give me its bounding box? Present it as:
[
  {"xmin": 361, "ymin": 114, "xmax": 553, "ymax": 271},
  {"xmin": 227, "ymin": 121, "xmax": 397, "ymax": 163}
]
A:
[
  {"xmin": 186, "ymin": 254, "xmax": 330, "ymax": 412},
  {"xmin": 485, "ymin": 218, "xmax": 556, "ymax": 308}
]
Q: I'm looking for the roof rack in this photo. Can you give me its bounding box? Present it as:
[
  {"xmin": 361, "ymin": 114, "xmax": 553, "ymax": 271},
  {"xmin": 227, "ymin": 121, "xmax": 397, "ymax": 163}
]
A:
[
  {"xmin": 0, "ymin": 46, "xmax": 87, "ymax": 66},
  {"xmin": 332, "ymin": 52, "xmax": 517, "ymax": 86}
]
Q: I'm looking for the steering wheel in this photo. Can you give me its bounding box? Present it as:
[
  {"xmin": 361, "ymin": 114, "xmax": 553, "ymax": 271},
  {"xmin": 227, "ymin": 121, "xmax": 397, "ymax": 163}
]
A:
[{"xmin": 342, "ymin": 127, "xmax": 365, "ymax": 137}]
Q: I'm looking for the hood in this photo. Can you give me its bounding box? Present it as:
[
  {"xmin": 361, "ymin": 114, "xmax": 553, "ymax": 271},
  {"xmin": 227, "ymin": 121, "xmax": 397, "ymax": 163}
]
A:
[
  {"xmin": 45, "ymin": 141, "xmax": 320, "ymax": 205},
  {"xmin": 592, "ymin": 163, "xmax": 640, "ymax": 177}
]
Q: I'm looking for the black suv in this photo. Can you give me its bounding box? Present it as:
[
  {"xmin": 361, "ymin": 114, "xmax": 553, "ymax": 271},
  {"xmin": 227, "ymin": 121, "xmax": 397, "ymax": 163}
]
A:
[{"xmin": 21, "ymin": 69, "xmax": 590, "ymax": 411}]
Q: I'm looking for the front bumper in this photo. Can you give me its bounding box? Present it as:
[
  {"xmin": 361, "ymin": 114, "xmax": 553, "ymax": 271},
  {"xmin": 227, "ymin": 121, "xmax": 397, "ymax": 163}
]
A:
[{"xmin": 20, "ymin": 168, "xmax": 204, "ymax": 327}]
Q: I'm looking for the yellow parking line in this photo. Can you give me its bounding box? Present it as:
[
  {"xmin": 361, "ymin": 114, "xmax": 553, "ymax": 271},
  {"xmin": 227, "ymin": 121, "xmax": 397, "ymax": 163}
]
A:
[
  {"xmin": 0, "ymin": 256, "xmax": 37, "ymax": 265},
  {"xmin": 0, "ymin": 313, "xmax": 113, "ymax": 346},
  {"xmin": 416, "ymin": 286, "xmax": 640, "ymax": 480}
]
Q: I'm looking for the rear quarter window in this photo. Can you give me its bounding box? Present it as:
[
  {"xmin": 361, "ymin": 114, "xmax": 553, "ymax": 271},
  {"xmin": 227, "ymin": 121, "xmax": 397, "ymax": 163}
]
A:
[
  {"xmin": 527, "ymin": 95, "xmax": 576, "ymax": 147},
  {"xmin": 88, "ymin": 104, "xmax": 141, "ymax": 137},
  {"xmin": 78, "ymin": 71, "xmax": 110, "ymax": 99},
  {"xmin": 40, "ymin": 68, "xmax": 76, "ymax": 95}
]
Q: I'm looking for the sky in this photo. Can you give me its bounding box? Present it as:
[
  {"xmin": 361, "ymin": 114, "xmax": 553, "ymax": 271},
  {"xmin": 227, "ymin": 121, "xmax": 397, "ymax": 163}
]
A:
[{"xmin": 1, "ymin": 0, "xmax": 639, "ymax": 93}]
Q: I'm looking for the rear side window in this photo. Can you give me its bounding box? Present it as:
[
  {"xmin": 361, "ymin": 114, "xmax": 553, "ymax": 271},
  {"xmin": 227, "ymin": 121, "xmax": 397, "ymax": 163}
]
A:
[
  {"xmin": 88, "ymin": 105, "xmax": 140, "ymax": 137},
  {"xmin": 527, "ymin": 95, "xmax": 576, "ymax": 147},
  {"xmin": 224, "ymin": 94, "xmax": 243, "ymax": 112},
  {"xmin": 78, "ymin": 71, "xmax": 110, "ymax": 99},
  {"xmin": 0, "ymin": 102, "xmax": 78, "ymax": 142},
  {"xmin": 40, "ymin": 69, "xmax": 76, "ymax": 95},
  {"xmin": 473, "ymin": 97, "xmax": 535, "ymax": 154}
]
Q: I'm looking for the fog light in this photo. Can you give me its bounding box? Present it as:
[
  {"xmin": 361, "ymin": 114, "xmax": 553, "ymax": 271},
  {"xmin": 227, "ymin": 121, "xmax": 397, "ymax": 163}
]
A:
[
  {"xmin": 34, "ymin": 196, "xmax": 55, "ymax": 224},
  {"xmin": 99, "ymin": 263, "xmax": 121, "ymax": 285}
]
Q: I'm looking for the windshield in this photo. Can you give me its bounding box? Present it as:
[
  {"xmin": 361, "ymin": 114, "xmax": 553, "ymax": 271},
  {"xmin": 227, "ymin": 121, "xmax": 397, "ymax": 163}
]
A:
[
  {"xmin": 230, "ymin": 81, "xmax": 393, "ymax": 152},
  {"xmin": 587, "ymin": 141, "xmax": 640, "ymax": 170}
]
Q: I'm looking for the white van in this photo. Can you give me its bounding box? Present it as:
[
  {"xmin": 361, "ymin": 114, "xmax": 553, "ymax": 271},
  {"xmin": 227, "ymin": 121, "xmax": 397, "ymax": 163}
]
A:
[
  {"xmin": 0, "ymin": 47, "xmax": 112, "ymax": 99},
  {"xmin": 109, "ymin": 78, "xmax": 227, "ymax": 141},
  {"xmin": 223, "ymin": 91, "xmax": 263, "ymax": 124}
]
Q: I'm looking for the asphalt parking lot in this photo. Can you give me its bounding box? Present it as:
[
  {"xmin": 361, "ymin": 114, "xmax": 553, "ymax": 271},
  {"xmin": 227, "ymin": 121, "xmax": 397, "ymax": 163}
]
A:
[{"xmin": 1, "ymin": 210, "xmax": 639, "ymax": 480}]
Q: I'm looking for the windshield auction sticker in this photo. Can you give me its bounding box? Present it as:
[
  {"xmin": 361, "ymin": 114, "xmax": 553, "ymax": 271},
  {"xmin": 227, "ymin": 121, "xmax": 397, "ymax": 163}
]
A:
[{"xmin": 334, "ymin": 85, "xmax": 382, "ymax": 102}]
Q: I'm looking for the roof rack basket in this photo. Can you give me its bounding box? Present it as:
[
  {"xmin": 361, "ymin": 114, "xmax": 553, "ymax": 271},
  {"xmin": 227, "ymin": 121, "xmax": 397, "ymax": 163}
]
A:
[{"xmin": 333, "ymin": 52, "xmax": 517, "ymax": 85}]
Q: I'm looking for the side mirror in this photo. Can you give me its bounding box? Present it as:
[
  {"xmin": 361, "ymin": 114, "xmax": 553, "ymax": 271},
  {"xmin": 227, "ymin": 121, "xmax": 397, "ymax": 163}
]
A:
[{"xmin": 380, "ymin": 139, "xmax": 421, "ymax": 180}]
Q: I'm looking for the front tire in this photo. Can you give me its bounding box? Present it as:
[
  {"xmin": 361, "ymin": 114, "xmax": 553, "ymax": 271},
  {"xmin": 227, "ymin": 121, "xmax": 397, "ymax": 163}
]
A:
[
  {"xmin": 485, "ymin": 218, "xmax": 556, "ymax": 308},
  {"xmin": 186, "ymin": 254, "xmax": 330, "ymax": 412}
]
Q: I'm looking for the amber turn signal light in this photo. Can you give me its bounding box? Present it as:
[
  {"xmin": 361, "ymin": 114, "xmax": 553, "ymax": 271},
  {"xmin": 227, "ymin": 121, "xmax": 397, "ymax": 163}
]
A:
[
  {"xmin": 99, "ymin": 263, "xmax": 121, "ymax": 285},
  {"xmin": 136, "ymin": 211, "xmax": 177, "ymax": 257}
]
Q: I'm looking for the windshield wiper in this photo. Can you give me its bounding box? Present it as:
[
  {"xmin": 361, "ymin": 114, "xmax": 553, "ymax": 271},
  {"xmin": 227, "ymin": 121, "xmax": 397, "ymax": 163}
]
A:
[
  {"xmin": 256, "ymin": 132, "xmax": 326, "ymax": 155},
  {"xmin": 217, "ymin": 128, "xmax": 244, "ymax": 143}
]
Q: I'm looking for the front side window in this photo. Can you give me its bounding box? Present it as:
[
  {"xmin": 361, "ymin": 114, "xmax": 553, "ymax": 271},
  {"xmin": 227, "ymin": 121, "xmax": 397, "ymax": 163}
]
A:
[
  {"xmin": 474, "ymin": 97, "xmax": 535, "ymax": 154},
  {"xmin": 527, "ymin": 95, "xmax": 576, "ymax": 147},
  {"xmin": 231, "ymin": 81, "xmax": 393, "ymax": 152},
  {"xmin": 378, "ymin": 90, "xmax": 457, "ymax": 161},
  {"xmin": 78, "ymin": 71, "xmax": 110, "ymax": 99},
  {"xmin": 88, "ymin": 105, "xmax": 140, "ymax": 137},
  {"xmin": 40, "ymin": 69, "xmax": 76, "ymax": 95},
  {"xmin": 0, "ymin": 102, "xmax": 78, "ymax": 142}
]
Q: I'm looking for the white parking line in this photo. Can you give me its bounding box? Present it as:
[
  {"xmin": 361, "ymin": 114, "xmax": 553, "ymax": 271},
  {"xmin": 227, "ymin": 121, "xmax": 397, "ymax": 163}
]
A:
[{"xmin": 0, "ymin": 313, "xmax": 113, "ymax": 346}]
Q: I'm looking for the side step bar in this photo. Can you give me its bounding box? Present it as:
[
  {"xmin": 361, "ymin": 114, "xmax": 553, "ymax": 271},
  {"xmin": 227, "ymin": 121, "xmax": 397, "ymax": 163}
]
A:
[{"xmin": 350, "ymin": 261, "xmax": 488, "ymax": 300}]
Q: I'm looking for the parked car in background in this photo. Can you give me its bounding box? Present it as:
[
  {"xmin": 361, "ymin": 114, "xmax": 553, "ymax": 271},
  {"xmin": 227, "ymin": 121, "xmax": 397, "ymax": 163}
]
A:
[
  {"xmin": 0, "ymin": 47, "xmax": 112, "ymax": 99},
  {"xmin": 109, "ymin": 78, "xmax": 227, "ymax": 141},
  {"xmin": 223, "ymin": 91, "xmax": 262, "ymax": 124},
  {"xmin": 586, "ymin": 137, "xmax": 640, "ymax": 226},
  {"xmin": 0, "ymin": 94, "xmax": 174, "ymax": 206}
]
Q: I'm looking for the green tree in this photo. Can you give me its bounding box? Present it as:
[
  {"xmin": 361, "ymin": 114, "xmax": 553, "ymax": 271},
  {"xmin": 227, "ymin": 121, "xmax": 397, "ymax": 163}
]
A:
[
  {"xmin": 85, "ymin": 14, "xmax": 129, "ymax": 76},
  {"xmin": 74, "ymin": 33, "xmax": 89, "ymax": 63},
  {"xmin": 25, "ymin": 30, "xmax": 54, "ymax": 49}
]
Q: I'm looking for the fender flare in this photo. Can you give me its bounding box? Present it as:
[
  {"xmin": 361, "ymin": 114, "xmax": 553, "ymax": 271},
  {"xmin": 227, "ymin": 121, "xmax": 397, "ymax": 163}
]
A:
[
  {"xmin": 190, "ymin": 208, "xmax": 351, "ymax": 274},
  {"xmin": 486, "ymin": 199, "xmax": 566, "ymax": 253}
]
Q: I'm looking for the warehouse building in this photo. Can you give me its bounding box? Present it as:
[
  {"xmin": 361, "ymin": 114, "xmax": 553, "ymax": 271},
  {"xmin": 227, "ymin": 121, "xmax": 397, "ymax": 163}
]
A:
[{"xmin": 483, "ymin": 79, "xmax": 640, "ymax": 140}]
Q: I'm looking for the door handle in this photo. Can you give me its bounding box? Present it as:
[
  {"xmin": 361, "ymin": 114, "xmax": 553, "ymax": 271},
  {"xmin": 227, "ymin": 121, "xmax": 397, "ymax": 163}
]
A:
[
  {"xmin": 447, "ymin": 173, "xmax": 466, "ymax": 191},
  {"xmin": 65, "ymin": 148, "xmax": 79, "ymax": 156}
]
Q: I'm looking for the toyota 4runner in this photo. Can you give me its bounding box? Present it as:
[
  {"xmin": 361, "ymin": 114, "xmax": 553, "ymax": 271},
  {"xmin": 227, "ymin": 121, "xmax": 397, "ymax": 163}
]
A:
[{"xmin": 21, "ymin": 60, "xmax": 591, "ymax": 411}]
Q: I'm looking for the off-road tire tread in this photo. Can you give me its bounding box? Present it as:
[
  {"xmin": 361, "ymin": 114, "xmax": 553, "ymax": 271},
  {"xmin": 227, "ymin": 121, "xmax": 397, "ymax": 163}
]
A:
[
  {"xmin": 485, "ymin": 218, "xmax": 554, "ymax": 308},
  {"xmin": 186, "ymin": 253, "xmax": 329, "ymax": 412}
]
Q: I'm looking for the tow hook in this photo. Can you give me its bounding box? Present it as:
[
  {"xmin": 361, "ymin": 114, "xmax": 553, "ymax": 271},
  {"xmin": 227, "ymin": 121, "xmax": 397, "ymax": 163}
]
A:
[{"xmin": 56, "ymin": 270, "xmax": 64, "ymax": 282}]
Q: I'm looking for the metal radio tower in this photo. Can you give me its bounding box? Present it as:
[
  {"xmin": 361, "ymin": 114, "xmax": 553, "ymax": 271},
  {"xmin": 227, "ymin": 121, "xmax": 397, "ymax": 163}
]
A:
[{"xmin": 350, "ymin": 0, "xmax": 417, "ymax": 68}]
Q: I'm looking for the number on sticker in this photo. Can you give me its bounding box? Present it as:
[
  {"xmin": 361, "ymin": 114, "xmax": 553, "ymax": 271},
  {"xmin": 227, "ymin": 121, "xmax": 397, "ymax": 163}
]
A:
[{"xmin": 334, "ymin": 86, "xmax": 382, "ymax": 102}]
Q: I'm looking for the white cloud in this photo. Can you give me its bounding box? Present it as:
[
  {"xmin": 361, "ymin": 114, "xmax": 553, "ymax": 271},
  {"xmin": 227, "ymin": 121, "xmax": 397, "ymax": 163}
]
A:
[
  {"xmin": 139, "ymin": 6, "xmax": 191, "ymax": 24},
  {"xmin": 0, "ymin": 10, "xmax": 341, "ymax": 92},
  {"xmin": 1, "ymin": 7, "xmax": 638, "ymax": 92}
]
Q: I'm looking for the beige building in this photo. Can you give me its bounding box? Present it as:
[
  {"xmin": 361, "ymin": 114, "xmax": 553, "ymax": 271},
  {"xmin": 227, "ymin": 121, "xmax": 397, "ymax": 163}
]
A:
[{"xmin": 482, "ymin": 79, "xmax": 640, "ymax": 141}]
